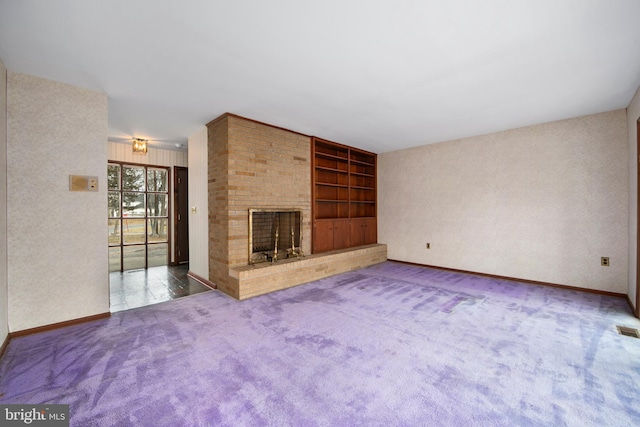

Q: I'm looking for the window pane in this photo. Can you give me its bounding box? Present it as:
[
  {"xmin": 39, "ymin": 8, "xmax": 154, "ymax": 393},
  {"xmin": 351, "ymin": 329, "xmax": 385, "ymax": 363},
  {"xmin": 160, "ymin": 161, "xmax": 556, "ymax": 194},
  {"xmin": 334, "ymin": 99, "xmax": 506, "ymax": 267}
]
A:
[
  {"xmin": 123, "ymin": 245, "xmax": 146, "ymax": 270},
  {"xmin": 123, "ymin": 219, "xmax": 146, "ymax": 244},
  {"xmin": 148, "ymin": 218, "xmax": 168, "ymax": 243},
  {"xmin": 123, "ymin": 193, "xmax": 145, "ymax": 217},
  {"xmin": 108, "ymin": 219, "xmax": 121, "ymax": 245},
  {"xmin": 109, "ymin": 246, "xmax": 121, "ymax": 272},
  {"xmin": 108, "ymin": 164, "xmax": 120, "ymax": 190},
  {"xmin": 122, "ymin": 166, "xmax": 145, "ymax": 191},
  {"xmin": 147, "ymin": 168, "xmax": 167, "ymax": 192},
  {"xmin": 148, "ymin": 243, "xmax": 167, "ymax": 267},
  {"xmin": 108, "ymin": 191, "xmax": 120, "ymax": 217},
  {"xmin": 147, "ymin": 194, "xmax": 168, "ymax": 217}
]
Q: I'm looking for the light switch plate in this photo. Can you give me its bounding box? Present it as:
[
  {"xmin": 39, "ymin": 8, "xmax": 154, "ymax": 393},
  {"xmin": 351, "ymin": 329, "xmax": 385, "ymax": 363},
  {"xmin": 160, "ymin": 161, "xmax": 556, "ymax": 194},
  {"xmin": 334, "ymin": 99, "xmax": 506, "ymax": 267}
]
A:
[{"xmin": 69, "ymin": 175, "xmax": 99, "ymax": 192}]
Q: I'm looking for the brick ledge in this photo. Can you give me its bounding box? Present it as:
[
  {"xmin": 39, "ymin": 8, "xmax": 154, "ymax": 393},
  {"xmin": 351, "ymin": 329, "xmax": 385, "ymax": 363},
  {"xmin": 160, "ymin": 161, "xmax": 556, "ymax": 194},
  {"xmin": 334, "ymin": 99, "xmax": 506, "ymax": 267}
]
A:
[{"xmin": 228, "ymin": 244, "xmax": 387, "ymax": 299}]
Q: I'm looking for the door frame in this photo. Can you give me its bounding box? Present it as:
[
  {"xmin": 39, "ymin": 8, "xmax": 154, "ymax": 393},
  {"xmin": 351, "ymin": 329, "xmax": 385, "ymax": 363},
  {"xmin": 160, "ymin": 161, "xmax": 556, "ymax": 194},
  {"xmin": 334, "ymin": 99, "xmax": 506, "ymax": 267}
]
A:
[
  {"xmin": 173, "ymin": 166, "xmax": 189, "ymax": 265},
  {"xmin": 636, "ymin": 120, "xmax": 640, "ymax": 317},
  {"xmin": 108, "ymin": 161, "xmax": 171, "ymax": 271}
]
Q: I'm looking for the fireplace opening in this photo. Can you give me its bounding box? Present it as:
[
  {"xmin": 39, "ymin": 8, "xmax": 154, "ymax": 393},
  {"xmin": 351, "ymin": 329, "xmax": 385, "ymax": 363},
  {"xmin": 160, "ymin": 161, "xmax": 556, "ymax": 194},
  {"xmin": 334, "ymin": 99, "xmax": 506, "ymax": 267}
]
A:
[{"xmin": 249, "ymin": 209, "xmax": 303, "ymax": 264}]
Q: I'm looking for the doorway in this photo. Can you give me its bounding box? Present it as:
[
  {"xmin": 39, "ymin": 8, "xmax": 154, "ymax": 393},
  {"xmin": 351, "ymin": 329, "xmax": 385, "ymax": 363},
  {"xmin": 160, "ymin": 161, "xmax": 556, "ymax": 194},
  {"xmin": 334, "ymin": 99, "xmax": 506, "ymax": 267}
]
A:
[
  {"xmin": 108, "ymin": 162, "xmax": 170, "ymax": 271},
  {"xmin": 174, "ymin": 166, "xmax": 189, "ymax": 264}
]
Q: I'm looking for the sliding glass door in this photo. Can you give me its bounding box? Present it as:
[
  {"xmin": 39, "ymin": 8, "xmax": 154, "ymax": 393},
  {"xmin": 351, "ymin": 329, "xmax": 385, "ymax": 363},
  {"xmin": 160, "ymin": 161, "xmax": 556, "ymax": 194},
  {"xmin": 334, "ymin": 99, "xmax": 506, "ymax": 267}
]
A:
[{"xmin": 108, "ymin": 162, "xmax": 170, "ymax": 271}]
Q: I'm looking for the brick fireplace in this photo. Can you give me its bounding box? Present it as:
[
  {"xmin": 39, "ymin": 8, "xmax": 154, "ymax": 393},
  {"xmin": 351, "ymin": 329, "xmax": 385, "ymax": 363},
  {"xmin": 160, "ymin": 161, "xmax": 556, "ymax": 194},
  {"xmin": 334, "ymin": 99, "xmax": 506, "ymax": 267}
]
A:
[
  {"xmin": 207, "ymin": 113, "xmax": 386, "ymax": 300},
  {"xmin": 207, "ymin": 114, "xmax": 312, "ymax": 298}
]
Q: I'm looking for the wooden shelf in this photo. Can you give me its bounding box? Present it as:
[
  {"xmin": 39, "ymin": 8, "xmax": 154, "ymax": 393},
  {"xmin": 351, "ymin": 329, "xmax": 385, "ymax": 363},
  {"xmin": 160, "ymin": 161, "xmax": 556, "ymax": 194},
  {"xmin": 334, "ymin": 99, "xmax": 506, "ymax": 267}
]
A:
[
  {"xmin": 316, "ymin": 166, "xmax": 349, "ymax": 174},
  {"xmin": 350, "ymin": 171, "xmax": 375, "ymax": 177},
  {"xmin": 349, "ymin": 158, "xmax": 375, "ymax": 167},
  {"xmin": 316, "ymin": 152, "xmax": 349, "ymax": 162},
  {"xmin": 316, "ymin": 182, "xmax": 349, "ymax": 188},
  {"xmin": 312, "ymin": 137, "xmax": 377, "ymax": 253}
]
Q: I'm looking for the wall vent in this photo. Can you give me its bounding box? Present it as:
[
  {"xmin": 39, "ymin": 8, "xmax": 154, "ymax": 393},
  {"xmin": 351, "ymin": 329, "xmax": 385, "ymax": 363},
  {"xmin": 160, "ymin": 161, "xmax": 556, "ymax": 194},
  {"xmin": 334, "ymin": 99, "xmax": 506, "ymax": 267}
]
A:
[{"xmin": 616, "ymin": 325, "xmax": 640, "ymax": 338}]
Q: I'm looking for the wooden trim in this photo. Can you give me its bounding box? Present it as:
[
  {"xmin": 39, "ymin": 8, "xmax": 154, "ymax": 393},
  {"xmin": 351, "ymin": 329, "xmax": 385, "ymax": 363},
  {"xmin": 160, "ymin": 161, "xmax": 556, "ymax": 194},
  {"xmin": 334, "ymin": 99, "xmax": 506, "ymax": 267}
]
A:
[
  {"xmin": 311, "ymin": 139, "xmax": 317, "ymax": 252},
  {"xmin": 637, "ymin": 119, "xmax": 640, "ymax": 318},
  {"xmin": 9, "ymin": 312, "xmax": 111, "ymax": 339},
  {"xmin": 167, "ymin": 166, "xmax": 173, "ymax": 267},
  {"xmin": 206, "ymin": 113, "xmax": 310, "ymax": 138},
  {"xmin": 205, "ymin": 112, "xmax": 230, "ymax": 128},
  {"xmin": 388, "ymin": 259, "xmax": 628, "ymax": 299},
  {"xmin": 188, "ymin": 271, "xmax": 217, "ymax": 290},
  {"xmin": 312, "ymin": 136, "xmax": 377, "ymax": 156},
  {"xmin": 628, "ymin": 295, "xmax": 636, "ymax": 315},
  {"xmin": 0, "ymin": 333, "xmax": 9, "ymax": 360}
]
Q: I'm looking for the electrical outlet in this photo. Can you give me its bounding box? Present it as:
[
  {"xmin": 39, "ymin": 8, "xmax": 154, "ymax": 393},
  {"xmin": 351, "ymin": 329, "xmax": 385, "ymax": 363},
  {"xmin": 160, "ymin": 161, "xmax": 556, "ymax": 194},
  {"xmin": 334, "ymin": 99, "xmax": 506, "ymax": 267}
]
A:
[
  {"xmin": 426, "ymin": 243, "xmax": 430, "ymax": 249},
  {"xmin": 88, "ymin": 178, "xmax": 98, "ymax": 190},
  {"xmin": 601, "ymin": 257, "xmax": 610, "ymax": 267}
]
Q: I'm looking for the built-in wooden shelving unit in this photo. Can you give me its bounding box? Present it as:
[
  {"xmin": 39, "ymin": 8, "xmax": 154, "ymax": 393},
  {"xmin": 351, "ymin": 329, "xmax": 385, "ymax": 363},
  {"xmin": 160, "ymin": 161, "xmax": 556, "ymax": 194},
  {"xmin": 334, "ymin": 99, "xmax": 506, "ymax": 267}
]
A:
[{"xmin": 312, "ymin": 137, "xmax": 377, "ymax": 253}]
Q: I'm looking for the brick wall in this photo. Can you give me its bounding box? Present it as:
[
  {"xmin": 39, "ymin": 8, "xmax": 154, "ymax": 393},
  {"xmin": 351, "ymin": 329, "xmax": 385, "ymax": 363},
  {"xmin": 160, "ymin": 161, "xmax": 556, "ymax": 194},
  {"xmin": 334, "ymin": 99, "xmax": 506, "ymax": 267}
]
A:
[
  {"xmin": 227, "ymin": 115, "xmax": 312, "ymax": 266},
  {"xmin": 207, "ymin": 114, "xmax": 312, "ymax": 298},
  {"xmin": 207, "ymin": 116, "xmax": 232, "ymax": 296}
]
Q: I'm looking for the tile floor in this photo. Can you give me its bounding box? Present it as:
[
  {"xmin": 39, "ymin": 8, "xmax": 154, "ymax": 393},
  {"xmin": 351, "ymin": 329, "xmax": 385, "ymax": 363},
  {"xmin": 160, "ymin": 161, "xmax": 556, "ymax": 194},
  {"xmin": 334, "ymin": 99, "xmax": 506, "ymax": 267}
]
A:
[{"xmin": 109, "ymin": 264, "xmax": 212, "ymax": 312}]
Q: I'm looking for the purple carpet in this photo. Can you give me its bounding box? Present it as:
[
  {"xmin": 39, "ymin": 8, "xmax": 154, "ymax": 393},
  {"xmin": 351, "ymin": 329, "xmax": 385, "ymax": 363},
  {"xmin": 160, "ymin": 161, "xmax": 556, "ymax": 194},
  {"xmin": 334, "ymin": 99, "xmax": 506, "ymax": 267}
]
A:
[{"xmin": 1, "ymin": 261, "xmax": 639, "ymax": 426}]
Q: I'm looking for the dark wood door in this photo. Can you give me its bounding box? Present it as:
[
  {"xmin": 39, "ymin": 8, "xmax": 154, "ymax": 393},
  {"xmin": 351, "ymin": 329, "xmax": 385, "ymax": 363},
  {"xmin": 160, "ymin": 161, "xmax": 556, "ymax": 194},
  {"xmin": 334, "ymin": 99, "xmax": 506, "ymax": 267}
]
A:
[{"xmin": 174, "ymin": 166, "xmax": 189, "ymax": 264}]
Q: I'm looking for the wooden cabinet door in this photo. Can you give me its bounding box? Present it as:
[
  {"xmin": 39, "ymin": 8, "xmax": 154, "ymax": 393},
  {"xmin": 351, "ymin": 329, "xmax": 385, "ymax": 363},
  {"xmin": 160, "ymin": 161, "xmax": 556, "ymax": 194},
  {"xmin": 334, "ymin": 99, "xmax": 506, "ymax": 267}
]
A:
[
  {"xmin": 333, "ymin": 219, "xmax": 351, "ymax": 250},
  {"xmin": 350, "ymin": 218, "xmax": 366, "ymax": 247},
  {"xmin": 314, "ymin": 220, "xmax": 334, "ymax": 253},
  {"xmin": 351, "ymin": 218, "xmax": 377, "ymax": 247},
  {"xmin": 363, "ymin": 218, "xmax": 377, "ymax": 245}
]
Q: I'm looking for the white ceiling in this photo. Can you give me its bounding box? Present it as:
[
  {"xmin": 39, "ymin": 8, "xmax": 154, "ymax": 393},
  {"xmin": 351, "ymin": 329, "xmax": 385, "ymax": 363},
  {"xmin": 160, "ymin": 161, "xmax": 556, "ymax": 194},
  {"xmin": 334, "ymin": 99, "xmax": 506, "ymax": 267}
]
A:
[{"xmin": 1, "ymin": 0, "xmax": 640, "ymax": 153}]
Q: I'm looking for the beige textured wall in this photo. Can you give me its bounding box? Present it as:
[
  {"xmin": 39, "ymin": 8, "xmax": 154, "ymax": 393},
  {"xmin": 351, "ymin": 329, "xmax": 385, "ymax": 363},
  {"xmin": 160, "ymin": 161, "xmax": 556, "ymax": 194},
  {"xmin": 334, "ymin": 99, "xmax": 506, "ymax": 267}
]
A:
[
  {"xmin": 627, "ymin": 85, "xmax": 640, "ymax": 310},
  {"xmin": 108, "ymin": 142, "xmax": 187, "ymax": 264},
  {"xmin": 0, "ymin": 58, "xmax": 7, "ymax": 343},
  {"xmin": 187, "ymin": 127, "xmax": 208, "ymax": 280},
  {"xmin": 379, "ymin": 110, "xmax": 628, "ymax": 293},
  {"xmin": 7, "ymin": 73, "xmax": 109, "ymax": 332}
]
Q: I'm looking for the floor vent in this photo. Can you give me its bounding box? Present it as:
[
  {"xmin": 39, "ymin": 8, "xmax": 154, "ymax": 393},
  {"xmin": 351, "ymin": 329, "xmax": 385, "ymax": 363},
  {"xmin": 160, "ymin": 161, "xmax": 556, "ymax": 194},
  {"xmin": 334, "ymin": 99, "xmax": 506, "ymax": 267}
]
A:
[{"xmin": 616, "ymin": 325, "xmax": 640, "ymax": 338}]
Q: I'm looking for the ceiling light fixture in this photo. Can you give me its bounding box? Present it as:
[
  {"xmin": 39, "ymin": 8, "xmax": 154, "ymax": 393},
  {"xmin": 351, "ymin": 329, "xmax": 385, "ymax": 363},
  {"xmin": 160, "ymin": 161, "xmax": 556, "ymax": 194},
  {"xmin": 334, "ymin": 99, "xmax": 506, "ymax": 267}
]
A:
[{"xmin": 132, "ymin": 138, "xmax": 148, "ymax": 154}]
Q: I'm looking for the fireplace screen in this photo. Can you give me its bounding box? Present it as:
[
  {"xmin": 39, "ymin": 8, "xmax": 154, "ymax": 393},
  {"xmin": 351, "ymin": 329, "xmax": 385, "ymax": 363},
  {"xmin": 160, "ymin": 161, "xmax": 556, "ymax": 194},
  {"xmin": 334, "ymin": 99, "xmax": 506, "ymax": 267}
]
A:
[{"xmin": 249, "ymin": 209, "xmax": 303, "ymax": 264}]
